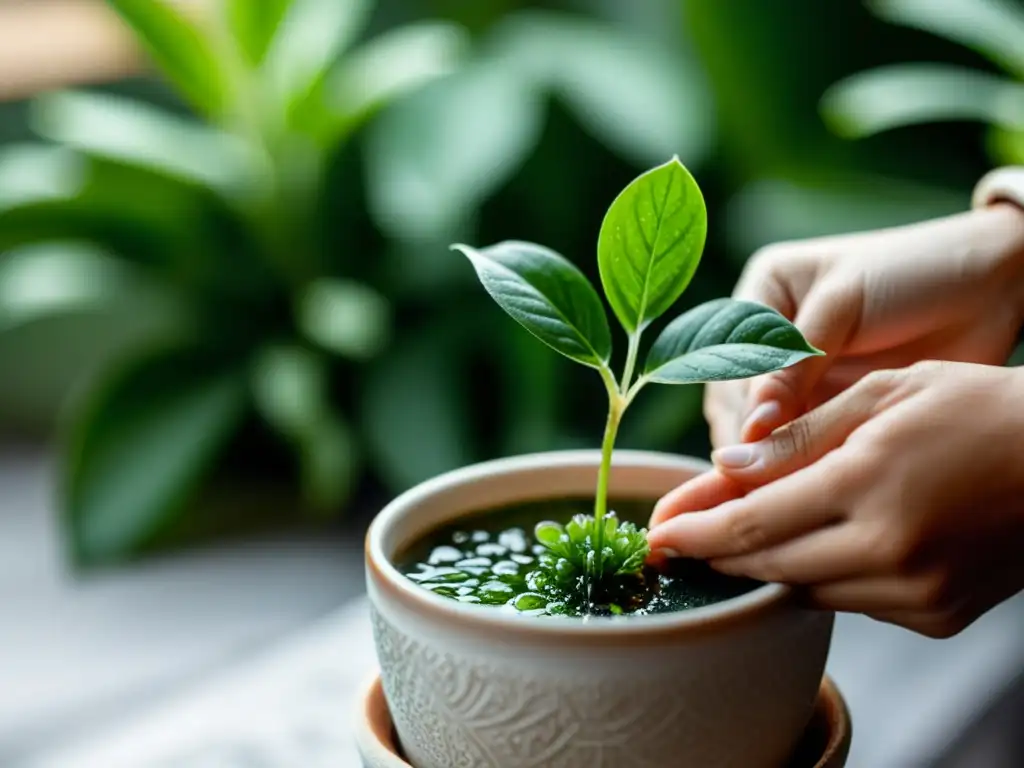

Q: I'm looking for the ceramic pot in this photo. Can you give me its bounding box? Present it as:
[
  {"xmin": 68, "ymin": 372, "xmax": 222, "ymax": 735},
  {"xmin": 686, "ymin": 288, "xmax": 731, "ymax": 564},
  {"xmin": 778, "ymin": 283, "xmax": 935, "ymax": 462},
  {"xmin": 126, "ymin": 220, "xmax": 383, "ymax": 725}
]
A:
[{"xmin": 365, "ymin": 450, "xmax": 835, "ymax": 768}]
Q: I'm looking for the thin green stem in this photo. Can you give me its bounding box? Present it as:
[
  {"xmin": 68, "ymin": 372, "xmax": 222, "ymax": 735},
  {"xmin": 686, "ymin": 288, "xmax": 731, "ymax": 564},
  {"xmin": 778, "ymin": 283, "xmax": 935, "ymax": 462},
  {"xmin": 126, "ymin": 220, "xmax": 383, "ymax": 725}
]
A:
[
  {"xmin": 620, "ymin": 331, "xmax": 641, "ymax": 395},
  {"xmin": 592, "ymin": 394, "xmax": 623, "ymax": 580}
]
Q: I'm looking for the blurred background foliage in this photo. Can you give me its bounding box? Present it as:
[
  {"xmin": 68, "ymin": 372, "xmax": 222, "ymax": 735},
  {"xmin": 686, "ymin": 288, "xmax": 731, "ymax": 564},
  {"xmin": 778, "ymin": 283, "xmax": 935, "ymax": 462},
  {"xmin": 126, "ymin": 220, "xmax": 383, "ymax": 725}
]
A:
[{"xmin": 0, "ymin": 0, "xmax": 1006, "ymax": 568}]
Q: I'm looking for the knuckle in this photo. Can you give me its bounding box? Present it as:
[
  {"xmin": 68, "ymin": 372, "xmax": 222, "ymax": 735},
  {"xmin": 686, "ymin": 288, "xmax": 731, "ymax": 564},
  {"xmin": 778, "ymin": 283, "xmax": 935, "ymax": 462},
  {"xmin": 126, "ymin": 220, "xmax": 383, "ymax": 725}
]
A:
[
  {"xmin": 866, "ymin": 523, "xmax": 918, "ymax": 573},
  {"xmin": 771, "ymin": 417, "xmax": 815, "ymax": 462},
  {"xmin": 857, "ymin": 369, "xmax": 900, "ymax": 400},
  {"xmin": 726, "ymin": 506, "xmax": 769, "ymax": 555}
]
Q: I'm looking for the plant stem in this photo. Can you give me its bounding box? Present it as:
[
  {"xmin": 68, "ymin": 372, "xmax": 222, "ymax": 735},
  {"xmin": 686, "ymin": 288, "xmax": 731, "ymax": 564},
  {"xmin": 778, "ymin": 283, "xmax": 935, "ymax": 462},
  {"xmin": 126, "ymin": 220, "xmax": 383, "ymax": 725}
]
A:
[
  {"xmin": 592, "ymin": 395, "xmax": 623, "ymax": 579},
  {"xmin": 620, "ymin": 332, "xmax": 641, "ymax": 395}
]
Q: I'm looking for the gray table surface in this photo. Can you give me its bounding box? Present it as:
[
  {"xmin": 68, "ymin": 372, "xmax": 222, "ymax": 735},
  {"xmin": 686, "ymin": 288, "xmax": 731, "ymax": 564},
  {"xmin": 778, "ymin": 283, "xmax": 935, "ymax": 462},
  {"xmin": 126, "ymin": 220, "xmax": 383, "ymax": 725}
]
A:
[{"xmin": 4, "ymin": 445, "xmax": 1024, "ymax": 768}]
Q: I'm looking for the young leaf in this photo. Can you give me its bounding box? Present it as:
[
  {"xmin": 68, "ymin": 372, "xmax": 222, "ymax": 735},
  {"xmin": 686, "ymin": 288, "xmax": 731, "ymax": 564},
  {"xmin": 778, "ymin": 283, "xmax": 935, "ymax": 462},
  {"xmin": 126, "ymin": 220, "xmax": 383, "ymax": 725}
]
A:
[
  {"xmin": 453, "ymin": 241, "xmax": 612, "ymax": 369},
  {"xmin": 597, "ymin": 156, "xmax": 707, "ymax": 333},
  {"xmin": 104, "ymin": 0, "xmax": 229, "ymax": 117},
  {"xmin": 643, "ymin": 298, "xmax": 822, "ymax": 384},
  {"xmin": 226, "ymin": 0, "xmax": 293, "ymax": 66},
  {"xmin": 62, "ymin": 345, "xmax": 247, "ymax": 566}
]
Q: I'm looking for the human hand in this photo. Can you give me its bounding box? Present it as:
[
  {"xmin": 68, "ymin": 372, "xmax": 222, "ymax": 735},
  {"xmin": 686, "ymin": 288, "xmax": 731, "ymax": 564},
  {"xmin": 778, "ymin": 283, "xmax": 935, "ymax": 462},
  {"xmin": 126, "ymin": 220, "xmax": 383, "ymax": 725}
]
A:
[
  {"xmin": 706, "ymin": 204, "xmax": 1024, "ymax": 448},
  {"xmin": 649, "ymin": 361, "xmax": 1024, "ymax": 638}
]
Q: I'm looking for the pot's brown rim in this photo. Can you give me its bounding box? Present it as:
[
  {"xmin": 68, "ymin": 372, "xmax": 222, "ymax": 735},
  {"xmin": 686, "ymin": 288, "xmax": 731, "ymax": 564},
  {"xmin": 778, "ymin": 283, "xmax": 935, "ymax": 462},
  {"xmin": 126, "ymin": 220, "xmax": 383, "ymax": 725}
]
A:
[{"xmin": 366, "ymin": 450, "xmax": 800, "ymax": 646}]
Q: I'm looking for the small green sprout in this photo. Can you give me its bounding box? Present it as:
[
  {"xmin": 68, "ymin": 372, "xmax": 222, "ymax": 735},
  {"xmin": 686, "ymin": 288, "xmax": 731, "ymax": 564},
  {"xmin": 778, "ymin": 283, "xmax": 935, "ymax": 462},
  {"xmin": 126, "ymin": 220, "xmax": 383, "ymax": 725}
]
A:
[{"xmin": 454, "ymin": 157, "xmax": 822, "ymax": 607}]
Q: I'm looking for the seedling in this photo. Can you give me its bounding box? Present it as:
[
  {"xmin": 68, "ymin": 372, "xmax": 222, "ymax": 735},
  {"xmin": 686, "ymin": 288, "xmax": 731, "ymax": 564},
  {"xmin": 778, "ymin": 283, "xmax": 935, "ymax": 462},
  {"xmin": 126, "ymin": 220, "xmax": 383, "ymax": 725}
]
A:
[{"xmin": 454, "ymin": 157, "xmax": 821, "ymax": 608}]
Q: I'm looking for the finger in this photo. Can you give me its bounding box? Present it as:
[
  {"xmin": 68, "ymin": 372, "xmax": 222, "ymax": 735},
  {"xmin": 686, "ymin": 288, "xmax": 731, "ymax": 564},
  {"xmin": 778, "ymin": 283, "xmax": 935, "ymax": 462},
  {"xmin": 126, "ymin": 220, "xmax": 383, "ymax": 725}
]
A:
[
  {"xmin": 800, "ymin": 576, "xmax": 932, "ymax": 613},
  {"xmin": 647, "ymin": 464, "xmax": 844, "ymax": 560},
  {"xmin": 864, "ymin": 610, "xmax": 961, "ymax": 639},
  {"xmin": 710, "ymin": 379, "xmax": 879, "ymax": 486},
  {"xmin": 742, "ymin": 286, "xmax": 861, "ymax": 440},
  {"xmin": 650, "ymin": 471, "xmax": 744, "ymax": 528},
  {"xmin": 705, "ymin": 380, "xmax": 749, "ymax": 448},
  {"xmin": 709, "ymin": 524, "xmax": 859, "ymax": 584}
]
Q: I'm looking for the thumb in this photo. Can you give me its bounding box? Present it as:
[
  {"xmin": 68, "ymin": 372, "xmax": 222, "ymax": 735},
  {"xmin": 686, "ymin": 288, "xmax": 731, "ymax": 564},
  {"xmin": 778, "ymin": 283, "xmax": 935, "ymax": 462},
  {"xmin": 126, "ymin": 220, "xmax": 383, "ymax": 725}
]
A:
[
  {"xmin": 712, "ymin": 375, "xmax": 876, "ymax": 486},
  {"xmin": 742, "ymin": 285, "xmax": 860, "ymax": 441}
]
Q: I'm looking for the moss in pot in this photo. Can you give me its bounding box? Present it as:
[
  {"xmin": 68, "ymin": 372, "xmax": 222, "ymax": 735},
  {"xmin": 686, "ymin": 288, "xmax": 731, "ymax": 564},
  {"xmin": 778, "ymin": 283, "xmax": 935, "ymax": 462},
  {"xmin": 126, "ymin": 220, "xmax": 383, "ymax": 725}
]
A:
[{"xmin": 365, "ymin": 158, "xmax": 838, "ymax": 768}]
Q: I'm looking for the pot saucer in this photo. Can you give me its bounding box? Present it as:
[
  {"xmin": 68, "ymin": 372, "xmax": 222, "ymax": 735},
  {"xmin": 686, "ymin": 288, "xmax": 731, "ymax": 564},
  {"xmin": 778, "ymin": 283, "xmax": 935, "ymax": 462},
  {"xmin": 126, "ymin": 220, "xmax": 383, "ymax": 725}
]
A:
[{"xmin": 354, "ymin": 673, "xmax": 851, "ymax": 768}]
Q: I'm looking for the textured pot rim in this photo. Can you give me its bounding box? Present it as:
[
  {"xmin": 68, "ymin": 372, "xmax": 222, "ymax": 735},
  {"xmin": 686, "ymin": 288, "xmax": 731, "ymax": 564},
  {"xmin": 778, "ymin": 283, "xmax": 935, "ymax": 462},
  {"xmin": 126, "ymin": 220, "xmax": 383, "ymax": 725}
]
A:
[{"xmin": 366, "ymin": 449, "xmax": 794, "ymax": 642}]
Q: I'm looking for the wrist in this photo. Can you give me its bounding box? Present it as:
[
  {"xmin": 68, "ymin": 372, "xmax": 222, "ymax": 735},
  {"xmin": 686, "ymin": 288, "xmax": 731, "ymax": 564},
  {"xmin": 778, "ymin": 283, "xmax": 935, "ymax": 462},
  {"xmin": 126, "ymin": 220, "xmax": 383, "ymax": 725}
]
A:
[{"xmin": 971, "ymin": 168, "xmax": 1024, "ymax": 324}]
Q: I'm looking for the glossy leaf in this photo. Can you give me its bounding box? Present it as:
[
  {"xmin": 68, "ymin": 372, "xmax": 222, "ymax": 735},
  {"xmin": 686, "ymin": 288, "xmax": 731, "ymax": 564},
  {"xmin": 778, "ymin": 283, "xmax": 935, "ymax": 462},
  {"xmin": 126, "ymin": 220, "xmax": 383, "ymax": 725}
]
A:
[
  {"xmin": 597, "ymin": 157, "xmax": 707, "ymax": 333},
  {"xmin": 326, "ymin": 22, "xmax": 467, "ymax": 138},
  {"xmin": 226, "ymin": 0, "xmax": 293, "ymax": 65},
  {"xmin": 32, "ymin": 91, "xmax": 258, "ymax": 199},
  {"xmin": 642, "ymin": 299, "xmax": 822, "ymax": 384},
  {"xmin": 265, "ymin": 0, "xmax": 372, "ymax": 109},
  {"xmin": 869, "ymin": 0, "xmax": 1024, "ymax": 77},
  {"xmin": 822, "ymin": 64, "xmax": 1024, "ymax": 139},
  {"xmin": 63, "ymin": 346, "xmax": 247, "ymax": 566},
  {"xmin": 105, "ymin": 0, "xmax": 229, "ymax": 116},
  {"xmin": 453, "ymin": 241, "xmax": 612, "ymax": 369}
]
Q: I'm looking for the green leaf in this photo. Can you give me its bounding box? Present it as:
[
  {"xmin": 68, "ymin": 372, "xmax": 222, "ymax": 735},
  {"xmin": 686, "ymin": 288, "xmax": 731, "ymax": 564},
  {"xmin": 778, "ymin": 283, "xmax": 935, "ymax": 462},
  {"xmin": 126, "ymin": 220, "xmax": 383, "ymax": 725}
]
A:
[
  {"xmin": 822, "ymin": 64, "xmax": 1024, "ymax": 139},
  {"xmin": 364, "ymin": 63, "xmax": 543, "ymax": 240},
  {"xmin": 264, "ymin": 0, "xmax": 372, "ymax": 109},
  {"xmin": 63, "ymin": 346, "xmax": 247, "ymax": 566},
  {"xmin": 642, "ymin": 299, "xmax": 822, "ymax": 385},
  {"xmin": 597, "ymin": 157, "xmax": 707, "ymax": 333},
  {"xmin": 868, "ymin": 0, "xmax": 1024, "ymax": 78},
  {"xmin": 489, "ymin": 12, "xmax": 714, "ymax": 167},
  {"xmin": 250, "ymin": 344, "xmax": 358, "ymax": 513},
  {"xmin": 0, "ymin": 243, "xmax": 131, "ymax": 333},
  {"xmin": 226, "ymin": 0, "xmax": 293, "ymax": 65},
  {"xmin": 453, "ymin": 241, "xmax": 612, "ymax": 369},
  {"xmin": 297, "ymin": 278, "xmax": 391, "ymax": 360},
  {"xmin": 32, "ymin": 91, "xmax": 259, "ymax": 199},
  {"xmin": 362, "ymin": 322, "xmax": 472, "ymax": 490},
  {"xmin": 325, "ymin": 22, "xmax": 467, "ymax": 139},
  {"xmin": 104, "ymin": 0, "xmax": 230, "ymax": 116}
]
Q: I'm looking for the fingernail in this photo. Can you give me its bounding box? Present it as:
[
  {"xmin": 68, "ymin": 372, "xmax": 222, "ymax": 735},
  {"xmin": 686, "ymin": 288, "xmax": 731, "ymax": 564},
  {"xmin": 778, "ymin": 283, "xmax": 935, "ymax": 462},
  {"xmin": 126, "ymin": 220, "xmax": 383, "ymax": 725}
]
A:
[
  {"xmin": 742, "ymin": 400, "xmax": 780, "ymax": 434},
  {"xmin": 653, "ymin": 547, "xmax": 681, "ymax": 559},
  {"xmin": 712, "ymin": 444, "xmax": 758, "ymax": 469}
]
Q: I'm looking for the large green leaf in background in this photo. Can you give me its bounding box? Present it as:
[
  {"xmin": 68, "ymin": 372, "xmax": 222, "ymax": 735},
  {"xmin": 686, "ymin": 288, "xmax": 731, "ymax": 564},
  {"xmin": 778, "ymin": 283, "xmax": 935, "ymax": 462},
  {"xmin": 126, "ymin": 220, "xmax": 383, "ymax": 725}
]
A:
[
  {"xmin": 265, "ymin": 0, "xmax": 372, "ymax": 112},
  {"xmin": 362, "ymin": 321, "xmax": 473, "ymax": 490},
  {"xmin": 226, "ymin": 0, "xmax": 294, "ymax": 66},
  {"xmin": 597, "ymin": 157, "xmax": 707, "ymax": 333},
  {"xmin": 31, "ymin": 91, "xmax": 260, "ymax": 200},
  {"xmin": 63, "ymin": 346, "xmax": 247, "ymax": 566},
  {"xmin": 489, "ymin": 11, "xmax": 714, "ymax": 168},
  {"xmin": 104, "ymin": 0, "xmax": 230, "ymax": 117},
  {"xmin": 250, "ymin": 344, "xmax": 358, "ymax": 514},
  {"xmin": 325, "ymin": 21, "xmax": 467, "ymax": 143},
  {"xmin": 365, "ymin": 61, "xmax": 544, "ymax": 241},
  {"xmin": 822, "ymin": 64, "xmax": 1024, "ymax": 140},
  {"xmin": 869, "ymin": 0, "xmax": 1024, "ymax": 78}
]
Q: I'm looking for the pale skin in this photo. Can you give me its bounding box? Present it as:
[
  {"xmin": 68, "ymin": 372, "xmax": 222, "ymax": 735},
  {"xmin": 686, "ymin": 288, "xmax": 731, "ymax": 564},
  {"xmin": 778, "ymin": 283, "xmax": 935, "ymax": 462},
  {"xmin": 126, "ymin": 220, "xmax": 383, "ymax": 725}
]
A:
[{"xmin": 647, "ymin": 202, "xmax": 1024, "ymax": 638}]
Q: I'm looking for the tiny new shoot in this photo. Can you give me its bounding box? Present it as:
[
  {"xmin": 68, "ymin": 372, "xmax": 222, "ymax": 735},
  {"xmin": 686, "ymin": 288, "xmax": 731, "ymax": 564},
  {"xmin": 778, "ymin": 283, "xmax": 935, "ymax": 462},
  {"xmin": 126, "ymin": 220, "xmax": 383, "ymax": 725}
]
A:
[{"xmin": 453, "ymin": 157, "xmax": 822, "ymax": 611}]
